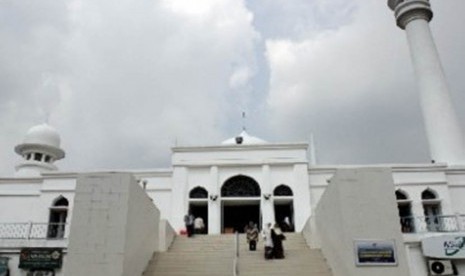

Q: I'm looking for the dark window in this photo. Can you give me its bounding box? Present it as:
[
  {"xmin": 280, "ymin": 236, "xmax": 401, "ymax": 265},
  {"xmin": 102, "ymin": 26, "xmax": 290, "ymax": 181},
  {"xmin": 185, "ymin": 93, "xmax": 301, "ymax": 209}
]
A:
[
  {"xmin": 274, "ymin": 185, "xmax": 293, "ymax": 196},
  {"xmin": 48, "ymin": 196, "xmax": 69, "ymax": 239},
  {"xmin": 44, "ymin": 155, "xmax": 51, "ymax": 163},
  {"xmin": 395, "ymin": 190, "xmax": 408, "ymax": 200},
  {"xmin": 189, "ymin": 187, "xmax": 208, "ymax": 198},
  {"xmin": 221, "ymin": 175, "xmax": 260, "ymax": 197},
  {"xmin": 422, "ymin": 189, "xmax": 437, "ymax": 200},
  {"xmin": 34, "ymin": 153, "xmax": 43, "ymax": 161},
  {"xmin": 26, "ymin": 154, "xmax": 31, "ymax": 160}
]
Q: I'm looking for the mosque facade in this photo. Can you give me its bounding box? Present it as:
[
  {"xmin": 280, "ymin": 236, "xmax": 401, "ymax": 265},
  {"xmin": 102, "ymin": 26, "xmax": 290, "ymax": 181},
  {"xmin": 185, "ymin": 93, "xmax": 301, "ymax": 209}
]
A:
[{"xmin": 1, "ymin": 0, "xmax": 465, "ymax": 275}]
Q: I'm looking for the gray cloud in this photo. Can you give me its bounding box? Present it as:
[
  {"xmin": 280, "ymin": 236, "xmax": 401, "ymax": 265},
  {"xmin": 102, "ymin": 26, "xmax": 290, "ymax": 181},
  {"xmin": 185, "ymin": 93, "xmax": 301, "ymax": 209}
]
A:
[{"xmin": 1, "ymin": 0, "xmax": 464, "ymax": 175}]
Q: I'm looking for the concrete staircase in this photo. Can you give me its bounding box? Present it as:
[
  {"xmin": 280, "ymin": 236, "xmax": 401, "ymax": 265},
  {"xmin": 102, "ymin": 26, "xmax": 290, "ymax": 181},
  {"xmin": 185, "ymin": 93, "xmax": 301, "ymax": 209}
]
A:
[
  {"xmin": 143, "ymin": 234, "xmax": 235, "ymax": 276},
  {"xmin": 143, "ymin": 233, "xmax": 332, "ymax": 276},
  {"xmin": 238, "ymin": 233, "xmax": 332, "ymax": 276}
]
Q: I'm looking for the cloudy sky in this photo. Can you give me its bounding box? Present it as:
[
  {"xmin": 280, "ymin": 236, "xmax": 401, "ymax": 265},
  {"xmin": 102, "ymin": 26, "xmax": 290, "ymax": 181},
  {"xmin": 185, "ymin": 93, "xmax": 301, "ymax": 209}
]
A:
[{"xmin": 1, "ymin": 0, "xmax": 465, "ymax": 175}]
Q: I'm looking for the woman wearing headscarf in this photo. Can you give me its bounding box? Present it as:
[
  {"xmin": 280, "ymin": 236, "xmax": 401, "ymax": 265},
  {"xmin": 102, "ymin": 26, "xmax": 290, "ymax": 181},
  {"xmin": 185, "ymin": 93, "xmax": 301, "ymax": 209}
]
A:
[
  {"xmin": 245, "ymin": 221, "xmax": 259, "ymax": 251},
  {"xmin": 262, "ymin": 223, "xmax": 274, "ymax": 259},
  {"xmin": 271, "ymin": 223, "xmax": 286, "ymax": 259}
]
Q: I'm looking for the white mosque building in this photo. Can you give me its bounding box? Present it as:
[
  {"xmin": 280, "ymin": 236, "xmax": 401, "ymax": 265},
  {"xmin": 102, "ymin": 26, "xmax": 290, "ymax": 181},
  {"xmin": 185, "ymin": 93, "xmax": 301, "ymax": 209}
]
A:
[{"xmin": 1, "ymin": 1, "xmax": 465, "ymax": 276}]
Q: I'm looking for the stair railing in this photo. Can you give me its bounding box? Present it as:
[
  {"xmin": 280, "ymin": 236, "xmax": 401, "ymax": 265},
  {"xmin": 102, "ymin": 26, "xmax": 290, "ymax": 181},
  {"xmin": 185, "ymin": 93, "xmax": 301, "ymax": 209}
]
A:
[{"xmin": 233, "ymin": 231, "xmax": 239, "ymax": 276}]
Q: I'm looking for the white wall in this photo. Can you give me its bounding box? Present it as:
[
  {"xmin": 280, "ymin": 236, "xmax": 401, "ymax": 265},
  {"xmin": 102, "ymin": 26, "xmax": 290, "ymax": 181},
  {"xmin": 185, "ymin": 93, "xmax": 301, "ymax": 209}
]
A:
[
  {"xmin": 314, "ymin": 168, "xmax": 411, "ymax": 276},
  {"xmin": 65, "ymin": 173, "xmax": 160, "ymax": 276}
]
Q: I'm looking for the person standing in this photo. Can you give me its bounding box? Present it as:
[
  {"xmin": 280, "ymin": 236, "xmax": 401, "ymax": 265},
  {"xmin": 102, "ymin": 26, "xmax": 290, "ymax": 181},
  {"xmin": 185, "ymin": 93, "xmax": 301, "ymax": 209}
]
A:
[
  {"xmin": 184, "ymin": 212, "xmax": 195, "ymax": 237},
  {"xmin": 262, "ymin": 223, "xmax": 274, "ymax": 259},
  {"xmin": 271, "ymin": 223, "xmax": 286, "ymax": 259},
  {"xmin": 194, "ymin": 216, "xmax": 205, "ymax": 234},
  {"xmin": 245, "ymin": 221, "xmax": 259, "ymax": 251}
]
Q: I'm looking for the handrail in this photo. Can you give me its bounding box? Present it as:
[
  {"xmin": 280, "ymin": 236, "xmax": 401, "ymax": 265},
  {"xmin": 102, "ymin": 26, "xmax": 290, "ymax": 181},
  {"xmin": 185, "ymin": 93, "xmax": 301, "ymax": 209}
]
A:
[
  {"xmin": 233, "ymin": 231, "xmax": 239, "ymax": 276},
  {"xmin": 0, "ymin": 222, "xmax": 68, "ymax": 239},
  {"xmin": 399, "ymin": 214, "xmax": 465, "ymax": 233}
]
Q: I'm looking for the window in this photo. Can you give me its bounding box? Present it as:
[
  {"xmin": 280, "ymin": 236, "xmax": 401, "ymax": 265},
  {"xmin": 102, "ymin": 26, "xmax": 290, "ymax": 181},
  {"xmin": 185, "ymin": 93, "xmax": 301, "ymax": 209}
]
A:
[
  {"xmin": 395, "ymin": 189, "xmax": 414, "ymax": 233},
  {"xmin": 273, "ymin": 185, "xmax": 293, "ymax": 196},
  {"xmin": 421, "ymin": 188, "xmax": 442, "ymax": 232},
  {"xmin": 34, "ymin": 153, "xmax": 43, "ymax": 162},
  {"xmin": 44, "ymin": 155, "xmax": 51, "ymax": 163},
  {"xmin": 189, "ymin": 187, "xmax": 208, "ymax": 199},
  {"xmin": 221, "ymin": 175, "xmax": 260, "ymax": 197},
  {"xmin": 47, "ymin": 196, "xmax": 69, "ymax": 239}
]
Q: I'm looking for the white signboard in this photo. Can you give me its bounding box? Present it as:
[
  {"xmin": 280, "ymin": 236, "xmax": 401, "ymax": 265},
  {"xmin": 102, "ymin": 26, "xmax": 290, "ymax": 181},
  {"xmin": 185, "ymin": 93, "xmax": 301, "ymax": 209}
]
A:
[{"xmin": 422, "ymin": 235, "xmax": 465, "ymax": 259}]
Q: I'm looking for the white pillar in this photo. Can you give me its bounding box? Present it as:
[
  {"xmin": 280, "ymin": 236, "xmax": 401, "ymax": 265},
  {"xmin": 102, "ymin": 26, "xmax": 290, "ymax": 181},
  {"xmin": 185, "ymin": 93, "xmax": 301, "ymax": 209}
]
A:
[
  {"xmin": 388, "ymin": 0, "xmax": 465, "ymax": 165},
  {"xmin": 170, "ymin": 166, "xmax": 188, "ymax": 233},
  {"xmin": 261, "ymin": 164, "xmax": 274, "ymax": 228},
  {"xmin": 208, "ymin": 166, "xmax": 221, "ymax": 234}
]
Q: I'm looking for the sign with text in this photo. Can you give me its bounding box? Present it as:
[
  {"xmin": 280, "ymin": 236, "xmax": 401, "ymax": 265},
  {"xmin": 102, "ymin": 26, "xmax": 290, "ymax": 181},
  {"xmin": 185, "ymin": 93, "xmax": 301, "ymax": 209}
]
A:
[
  {"xmin": 19, "ymin": 248, "xmax": 63, "ymax": 269},
  {"xmin": 354, "ymin": 240, "xmax": 397, "ymax": 266},
  {"xmin": 422, "ymin": 235, "xmax": 465, "ymax": 259}
]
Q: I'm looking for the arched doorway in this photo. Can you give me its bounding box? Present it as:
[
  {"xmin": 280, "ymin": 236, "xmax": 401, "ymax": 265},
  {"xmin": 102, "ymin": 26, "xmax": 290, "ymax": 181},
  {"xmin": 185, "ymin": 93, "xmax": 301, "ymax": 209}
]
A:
[
  {"xmin": 189, "ymin": 187, "xmax": 208, "ymax": 234},
  {"xmin": 273, "ymin": 184, "xmax": 294, "ymax": 232},
  {"xmin": 221, "ymin": 175, "xmax": 261, "ymax": 233}
]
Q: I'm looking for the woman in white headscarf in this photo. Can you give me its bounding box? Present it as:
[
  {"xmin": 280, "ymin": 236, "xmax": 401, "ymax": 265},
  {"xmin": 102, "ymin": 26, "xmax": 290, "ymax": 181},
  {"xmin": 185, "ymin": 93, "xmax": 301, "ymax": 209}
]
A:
[{"xmin": 262, "ymin": 223, "xmax": 274, "ymax": 259}]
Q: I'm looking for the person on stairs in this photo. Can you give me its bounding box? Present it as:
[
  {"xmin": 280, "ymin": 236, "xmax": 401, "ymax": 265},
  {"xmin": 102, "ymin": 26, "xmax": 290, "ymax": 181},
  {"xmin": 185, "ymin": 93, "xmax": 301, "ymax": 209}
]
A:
[
  {"xmin": 271, "ymin": 223, "xmax": 286, "ymax": 259},
  {"xmin": 262, "ymin": 222, "xmax": 274, "ymax": 259},
  {"xmin": 245, "ymin": 221, "xmax": 259, "ymax": 251},
  {"xmin": 194, "ymin": 216, "xmax": 205, "ymax": 234},
  {"xmin": 184, "ymin": 212, "xmax": 195, "ymax": 237}
]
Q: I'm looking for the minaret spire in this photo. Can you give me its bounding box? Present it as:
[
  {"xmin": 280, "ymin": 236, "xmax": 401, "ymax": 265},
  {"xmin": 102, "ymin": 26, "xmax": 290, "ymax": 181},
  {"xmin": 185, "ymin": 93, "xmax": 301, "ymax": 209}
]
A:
[{"xmin": 388, "ymin": 0, "xmax": 465, "ymax": 164}]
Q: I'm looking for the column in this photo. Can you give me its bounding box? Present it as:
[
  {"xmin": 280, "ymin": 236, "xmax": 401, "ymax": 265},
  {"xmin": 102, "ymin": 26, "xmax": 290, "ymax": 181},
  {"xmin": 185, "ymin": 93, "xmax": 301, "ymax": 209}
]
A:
[
  {"xmin": 208, "ymin": 166, "xmax": 220, "ymax": 234},
  {"xmin": 388, "ymin": 0, "xmax": 465, "ymax": 164},
  {"xmin": 170, "ymin": 166, "xmax": 188, "ymax": 233},
  {"xmin": 260, "ymin": 164, "xmax": 274, "ymax": 228}
]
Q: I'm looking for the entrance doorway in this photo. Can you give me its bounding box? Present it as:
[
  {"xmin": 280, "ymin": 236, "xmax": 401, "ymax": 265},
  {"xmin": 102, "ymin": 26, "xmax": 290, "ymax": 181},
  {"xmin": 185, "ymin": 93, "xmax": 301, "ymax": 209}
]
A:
[
  {"xmin": 222, "ymin": 201, "xmax": 260, "ymax": 233},
  {"xmin": 274, "ymin": 200, "xmax": 294, "ymax": 232},
  {"xmin": 189, "ymin": 201, "xmax": 208, "ymax": 234},
  {"xmin": 220, "ymin": 175, "xmax": 262, "ymax": 233}
]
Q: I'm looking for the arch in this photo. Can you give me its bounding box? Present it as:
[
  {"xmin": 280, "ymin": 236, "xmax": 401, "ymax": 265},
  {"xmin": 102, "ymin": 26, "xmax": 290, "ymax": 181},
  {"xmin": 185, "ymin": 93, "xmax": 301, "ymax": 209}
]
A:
[
  {"xmin": 52, "ymin": 196, "xmax": 69, "ymax": 206},
  {"xmin": 395, "ymin": 189, "xmax": 413, "ymax": 233},
  {"xmin": 395, "ymin": 189, "xmax": 409, "ymax": 200},
  {"xmin": 421, "ymin": 188, "xmax": 438, "ymax": 200},
  {"xmin": 48, "ymin": 195, "xmax": 69, "ymax": 239},
  {"xmin": 421, "ymin": 188, "xmax": 442, "ymax": 232},
  {"xmin": 274, "ymin": 184, "xmax": 293, "ymax": 196},
  {"xmin": 221, "ymin": 175, "xmax": 260, "ymax": 197},
  {"xmin": 189, "ymin": 186, "xmax": 208, "ymax": 199}
]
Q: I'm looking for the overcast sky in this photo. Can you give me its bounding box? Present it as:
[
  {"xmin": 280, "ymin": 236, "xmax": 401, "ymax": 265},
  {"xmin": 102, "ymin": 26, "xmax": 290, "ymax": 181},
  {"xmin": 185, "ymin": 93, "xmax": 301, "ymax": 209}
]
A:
[{"xmin": 1, "ymin": 0, "xmax": 465, "ymax": 175}]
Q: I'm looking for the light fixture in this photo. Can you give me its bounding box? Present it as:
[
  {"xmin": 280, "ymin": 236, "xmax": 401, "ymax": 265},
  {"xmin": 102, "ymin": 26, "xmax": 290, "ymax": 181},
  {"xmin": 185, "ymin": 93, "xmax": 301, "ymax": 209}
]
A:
[
  {"xmin": 210, "ymin": 194, "xmax": 218, "ymax": 201},
  {"xmin": 263, "ymin": 193, "xmax": 271, "ymax": 200}
]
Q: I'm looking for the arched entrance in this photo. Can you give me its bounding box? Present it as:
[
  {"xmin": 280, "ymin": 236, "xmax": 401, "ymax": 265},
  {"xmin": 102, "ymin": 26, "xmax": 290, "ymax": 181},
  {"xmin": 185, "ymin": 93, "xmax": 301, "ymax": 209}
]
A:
[
  {"xmin": 221, "ymin": 175, "xmax": 261, "ymax": 233},
  {"xmin": 189, "ymin": 187, "xmax": 208, "ymax": 234},
  {"xmin": 273, "ymin": 184, "xmax": 294, "ymax": 232}
]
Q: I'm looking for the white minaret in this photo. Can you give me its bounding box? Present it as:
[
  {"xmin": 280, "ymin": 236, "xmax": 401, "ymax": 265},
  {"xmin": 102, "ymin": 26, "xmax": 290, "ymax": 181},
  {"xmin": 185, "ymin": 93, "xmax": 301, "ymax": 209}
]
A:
[
  {"xmin": 14, "ymin": 123, "xmax": 65, "ymax": 177},
  {"xmin": 388, "ymin": 0, "xmax": 465, "ymax": 165}
]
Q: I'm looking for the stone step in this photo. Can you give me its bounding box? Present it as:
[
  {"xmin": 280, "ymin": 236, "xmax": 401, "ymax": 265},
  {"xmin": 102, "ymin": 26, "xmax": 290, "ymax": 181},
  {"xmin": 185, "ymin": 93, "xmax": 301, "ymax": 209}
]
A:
[{"xmin": 143, "ymin": 233, "xmax": 333, "ymax": 276}]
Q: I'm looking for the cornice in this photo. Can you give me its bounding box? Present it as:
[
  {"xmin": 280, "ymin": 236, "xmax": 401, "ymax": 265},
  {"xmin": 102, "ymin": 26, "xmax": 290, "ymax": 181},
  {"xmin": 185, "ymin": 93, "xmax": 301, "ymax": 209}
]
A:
[{"xmin": 172, "ymin": 142, "xmax": 309, "ymax": 153}]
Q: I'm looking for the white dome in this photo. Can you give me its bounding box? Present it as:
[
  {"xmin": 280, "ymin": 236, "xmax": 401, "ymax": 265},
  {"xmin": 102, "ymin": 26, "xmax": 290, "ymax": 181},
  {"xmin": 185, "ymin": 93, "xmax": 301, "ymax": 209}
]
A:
[
  {"xmin": 221, "ymin": 130, "xmax": 267, "ymax": 145},
  {"xmin": 23, "ymin": 124, "xmax": 61, "ymax": 148}
]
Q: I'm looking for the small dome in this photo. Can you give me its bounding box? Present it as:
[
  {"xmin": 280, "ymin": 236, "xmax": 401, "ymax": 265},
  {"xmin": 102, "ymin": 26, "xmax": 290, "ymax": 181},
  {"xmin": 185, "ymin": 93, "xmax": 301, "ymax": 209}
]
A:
[
  {"xmin": 221, "ymin": 130, "xmax": 267, "ymax": 145},
  {"xmin": 23, "ymin": 124, "xmax": 61, "ymax": 148}
]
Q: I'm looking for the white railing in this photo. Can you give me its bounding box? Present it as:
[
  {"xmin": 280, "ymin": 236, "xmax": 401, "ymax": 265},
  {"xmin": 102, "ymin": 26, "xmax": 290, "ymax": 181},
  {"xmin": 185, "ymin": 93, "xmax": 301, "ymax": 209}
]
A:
[
  {"xmin": 0, "ymin": 222, "xmax": 68, "ymax": 239},
  {"xmin": 399, "ymin": 214, "xmax": 465, "ymax": 234},
  {"xmin": 233, "ymin": 231, "xmax": 239, "ymax": 276}
]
